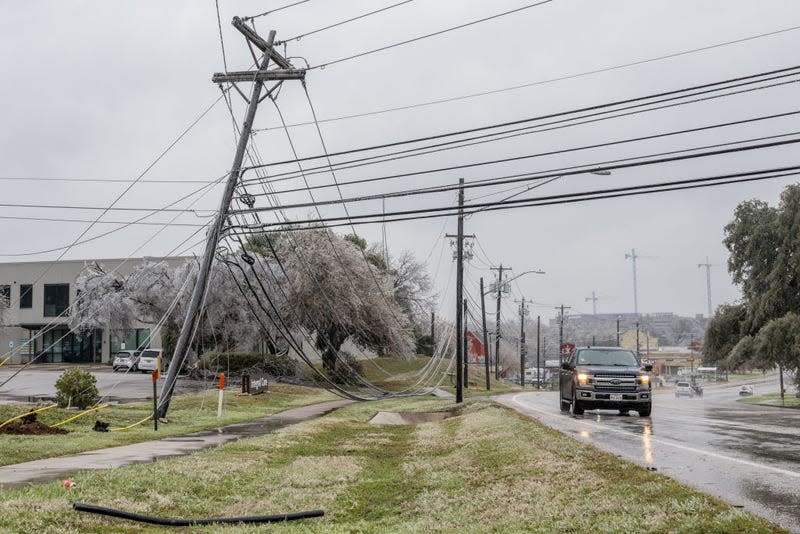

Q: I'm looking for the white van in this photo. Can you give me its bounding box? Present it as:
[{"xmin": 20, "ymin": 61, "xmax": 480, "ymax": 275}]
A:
[{"xmin": 137, "ymin": 349, "xmax": 164, "ymax": 373}]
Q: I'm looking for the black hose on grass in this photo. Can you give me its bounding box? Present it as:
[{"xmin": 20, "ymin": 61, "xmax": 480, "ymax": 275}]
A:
[{"xmin": 73, "ymin": 503, "xmax": 324, "ymax": 526}]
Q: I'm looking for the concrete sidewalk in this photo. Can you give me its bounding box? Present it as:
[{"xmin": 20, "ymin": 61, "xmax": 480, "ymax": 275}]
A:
[{"xmin": 0, "ymin": 399, "xmax": 354, "ymax": 488}]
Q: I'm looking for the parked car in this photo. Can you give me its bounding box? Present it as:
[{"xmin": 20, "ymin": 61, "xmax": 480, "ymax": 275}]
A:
[
  {"xmin": 559, "ymin": 347, "xmax": 652, "ymax": 417},
  {"xmin": 112, "ymin": 350, "xmax": 141, "ymax": 372},
  {"xmin": 739, "ymin": 385, "xmax": 754, "ymax": 396},
  {"xmin": 675, "ymin": 381, "xmax": 694, "ymax": 398},
  {"xmin": 137, "ymin": 349, "xmax": 164, "ymax": 373}
]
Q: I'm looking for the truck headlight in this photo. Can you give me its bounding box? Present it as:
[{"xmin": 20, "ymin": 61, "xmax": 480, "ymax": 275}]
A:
[
  {"xmin": 638, "ymin": 374, "xmax": 650, "ymax": 385},
  {"xmin": 576, "ymin": 373, "xmax": 590, "ymax": 385}
]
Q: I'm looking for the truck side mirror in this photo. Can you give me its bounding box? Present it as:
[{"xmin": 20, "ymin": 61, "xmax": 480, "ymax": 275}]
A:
[{"xmin": 644, "ymin": 364, "xmax": 653, "ymax": 372}]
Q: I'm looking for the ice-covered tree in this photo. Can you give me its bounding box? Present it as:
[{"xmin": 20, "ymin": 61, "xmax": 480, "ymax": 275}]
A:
[
  {"xmin": 249, "ymin": 228, "xmax": 415, "ymax": 373},
  {"xmin": 71, "ymin": 259, "xmax": 273, "ymax": 356}
]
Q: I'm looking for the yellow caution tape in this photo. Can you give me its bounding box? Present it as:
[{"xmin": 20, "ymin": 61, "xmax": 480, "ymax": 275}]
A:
[
  {"xmin": 109, "ymin": 415, "xmax": 152, "ymax": 432},
  {"xmin": 0, "ymin": 357, "xmax": 10, "ymax": 368},
  {"xmin": 50, "ymin": 404, "xmax": 110, "ymax": 428}
]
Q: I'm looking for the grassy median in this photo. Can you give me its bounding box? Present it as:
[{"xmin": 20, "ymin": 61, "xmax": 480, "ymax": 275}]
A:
[
  {"xmin": 739, "ymin": 392, "xmax": 800, "ymax": 409},
  {"xmin": 0, "ymin": 384, "xmax": 336, "ymax": 466},
  {"xmin": 0, "ymin": 397, "xmax": 783, "ymax": 533}
]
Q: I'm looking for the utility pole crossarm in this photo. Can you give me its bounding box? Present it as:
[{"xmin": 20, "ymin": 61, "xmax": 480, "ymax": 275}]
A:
[
  {"xmin": 232, "ymin": 16, "xmax": 294, "ymax": 69},
  {"xmin": 212, "ymin": 69, "xmax": 306, "ymax": 83}
]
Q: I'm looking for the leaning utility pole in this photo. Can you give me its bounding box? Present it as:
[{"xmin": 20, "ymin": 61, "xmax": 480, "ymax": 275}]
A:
[
  {"xmin": 625, "ymin": 249, "xmax": 640, "ymax": 317},
  {"xmin": 158, "ymin": 19, "xmax": 305, "ymax": 418},
  {"xmin": 698, "ymin": 257, "xmax": 714, "ymax": 318},
  {"xmin": 585, "ymin": 291, "xmax": 599, "ymax": 315},
  {"xmin": 480, "ymin": 277, "xmax": 490, "ymax": 391},
  {"xmin": 446, "ymin": 179, "xmax": 467, "ymax": 403},
  {"xmin": 490, "ymin": 264, "xmax": 510, "ymax": 380},
  {"xmin": 635, "ymin": 321, "xmax": 641, "ymax": 358}
]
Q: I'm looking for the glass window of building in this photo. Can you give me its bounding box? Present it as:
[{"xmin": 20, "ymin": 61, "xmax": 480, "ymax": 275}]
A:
[
  {"xmin": 0, "ymin": 285, "xmax": 9, "ymax": 307},
  {"xmin": 110, "ymin": 328, "xmax": 151, "ymax": 353},
  {"xmin": 19, "ymin": 284, "xmax": 33, "ymax": 309},
  {"xmin": 43, "ymin": 284, "xmax": 69, "ymax": 317}
]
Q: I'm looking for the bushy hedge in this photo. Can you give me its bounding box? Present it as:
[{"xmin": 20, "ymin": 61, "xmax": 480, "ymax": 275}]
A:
[
  {"xmin": 198, "ymin": 352, "xmax": 296, "ymax": 377},
  {"xmin": 54, "ymin": 368, "xmax": 99, "ymax": 409}
]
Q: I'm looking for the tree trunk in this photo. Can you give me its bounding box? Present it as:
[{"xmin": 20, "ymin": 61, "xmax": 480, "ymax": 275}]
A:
[{"xmin": 316, "ymin": 325, "xmax": 348, "ymax": 374}]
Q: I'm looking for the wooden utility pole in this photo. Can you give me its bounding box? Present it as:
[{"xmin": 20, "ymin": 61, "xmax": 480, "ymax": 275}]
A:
[
  {"xmin": 490, "ymin": 264, "xmax": 510, "ymax": 380},
  {"xmin": 480, "ymin": 277, "xmax": 490, "ymax": 391},
  {"xmin": 447, "ymin": 179, "xmax": 466, "ymax": 403},
  {"xmin": 536, "ymin": 315, "xmax": 541, "ymax": 390},
  {"xmin": 430, "ymin": 311, "xmax": 435, "ymax": 356},
  {"xmin": 157, "ymin": 19, "xmax": 305, "ymax": 418},
  {"xmin": 518, "ymin": 299, "xmax": 524, "ymax": 387},
  {"xmin": 463, "ymin": 298, "xmax": 469, "ymax": 388},
  {"xmin": 556, "ymin": 305, "xmax": 571, "ymax": 367}
]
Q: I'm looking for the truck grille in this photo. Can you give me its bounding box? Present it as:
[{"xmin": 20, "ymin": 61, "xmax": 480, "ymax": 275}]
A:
[{"xmin": 593, "ymin": 374, "xmax": 637, "ymax": 392}]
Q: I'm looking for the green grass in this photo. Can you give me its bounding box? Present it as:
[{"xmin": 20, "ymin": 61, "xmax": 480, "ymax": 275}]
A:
[
  {"xmin": 724, "ymin": 371, "xmax": 771, "ymax": 382},
  {"xmin": 0, "ymin": 397, "xmax": 783, "ymax": 533},
  {"xmin": 739, "ymin": 392, "xmax": 800, "ymax": 408},
  {"xmin": 359, "ymin": 355, "xmax": 522, "ymax": 395},
  {"xmin": 0, "ymin": 384, "xmax": 336, "ymax": 466}
]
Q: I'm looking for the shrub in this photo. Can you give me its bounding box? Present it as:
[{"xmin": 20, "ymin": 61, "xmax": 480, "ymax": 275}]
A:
[
  {"xmin": 54, "ymin": 368, "xmax": 99, "ymax": 409},
  {"xmin": 198, "ymin": 352, "xmax": 296, "ymax": 377}
]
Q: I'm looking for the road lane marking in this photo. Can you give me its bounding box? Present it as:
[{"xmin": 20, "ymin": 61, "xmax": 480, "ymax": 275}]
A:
[{"xmin": 503, "ymin": 393, "xmax": 800, "ymax": 479}]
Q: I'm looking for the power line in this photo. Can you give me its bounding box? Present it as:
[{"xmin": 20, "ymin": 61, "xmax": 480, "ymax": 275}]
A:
[
  {"xmin": 309, "ymin": 0, "xmax": 554, "ymax": 70},
  {"xmin": 256, "ymin": 23, "xmax": 800, "ymax": 130},
  {"xmin": 0, "ymin": 176, "xmax": 217, "ymax": 184},
  {"xmin": 0, "ymin": 202, "xmax": 216, "ymax": 214},
  {"xmin": 233, "ymin": 131, "xmax": 800, "ymax": 212},
  {"xmin": 0, "ymin": 215, "xmax": 205, "ymax": 227},
  {"xmin": 0, "ymin": 174, "xmax": 226, "ymax": 257},
  {"xmin": 245, "ymin": 106, "xmax": 800, "ymax": 197},
  {"xmin": 227, "ymin": 165, "xmax": 800, "ymax": 232},
  {"xmin": 277, "ymin": 0, "xmax": 417, "ymax": 44},
  {"xmin": 243, "ymin": 0, "xmax": 311, "ymax": 21},
  {"xmin": 246, "ymin": 79, "xmax": 800, "ymax": 190},
  {"xmin": 245, "ymin": 64, "xmax": 800, "ymax": 170}
]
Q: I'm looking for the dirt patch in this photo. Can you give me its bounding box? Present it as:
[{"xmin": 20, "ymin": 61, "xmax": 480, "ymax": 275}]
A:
[
  {"xmin": 0, "ymin": 421, "xmax": 68, "ymax": 435},
  {"xmin": 0, "ymin": 413, "xmax": 69, "ymax": 435},
  {"xmin": 369, "ymin": 409, "xmax": 458, "ymax": 426}
]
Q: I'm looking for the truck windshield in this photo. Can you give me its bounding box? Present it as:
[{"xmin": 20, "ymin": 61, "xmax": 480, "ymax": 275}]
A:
[{"xmin": 576, "ymin": 349, "xmax": 639, "ymax": 367}]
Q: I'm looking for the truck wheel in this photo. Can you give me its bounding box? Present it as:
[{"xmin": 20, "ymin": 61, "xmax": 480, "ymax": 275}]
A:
[
  {"xmin": 571, "ymin": 390, "xmax": 584, "ymax": 415},
  {"xmin": 638, "ymin": 404, "xmax": 652, "ymax": 417}
]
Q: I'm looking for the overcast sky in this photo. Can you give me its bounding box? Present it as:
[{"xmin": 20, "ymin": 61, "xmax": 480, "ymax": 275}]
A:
[{"xmin": 1, "ymin": 0, "xmax": 799, "ymax": 324}]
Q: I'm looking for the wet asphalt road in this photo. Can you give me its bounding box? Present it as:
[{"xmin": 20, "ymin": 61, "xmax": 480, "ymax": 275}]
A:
[{"xmin": 498, "ymin": 375, "xmax": 800, "ymax": 533}]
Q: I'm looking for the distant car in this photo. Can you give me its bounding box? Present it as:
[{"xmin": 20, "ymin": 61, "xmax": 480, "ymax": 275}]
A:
[
  {"xmin": 739, "ymin": 385, "xmax": 754, "ymax": 396},
  {"xmin": 137, "ymin": 349, "xmax": 163, "ymax": 373},
  {"xmin": 112, "ymin": 350, "xmax": 141, "ymax": 372},
  {"xmin": 675, "ymin": 381, "xmax": 694, "ymax": 398}
]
